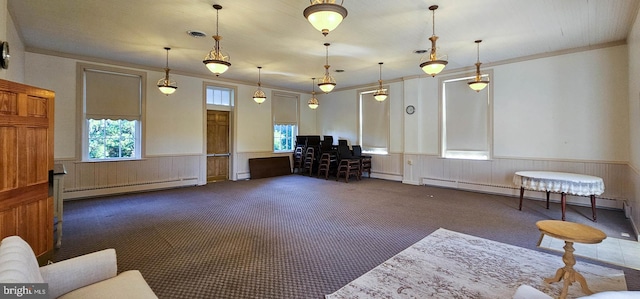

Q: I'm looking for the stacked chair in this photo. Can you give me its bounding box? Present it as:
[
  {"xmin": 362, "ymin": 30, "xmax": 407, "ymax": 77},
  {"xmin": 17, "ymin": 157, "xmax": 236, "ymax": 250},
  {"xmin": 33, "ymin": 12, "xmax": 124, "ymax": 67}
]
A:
[
  {"xmin": 292, "ymin": 146, "xmax": 304, "ymax": 174},
  {"xmin": 352, "ymin": 145, "xmax": 372, "ymax": 178},
  {"xmin": 294, "ymin": 136, "xmax": 370, "ymax": 181},
  {"xmin": 302, "ymin": 147, "xmax": 315, "ymax": 176},
  {"xmin": 336, "ymin": 144, "xmax": 361, "ymax": 183}
]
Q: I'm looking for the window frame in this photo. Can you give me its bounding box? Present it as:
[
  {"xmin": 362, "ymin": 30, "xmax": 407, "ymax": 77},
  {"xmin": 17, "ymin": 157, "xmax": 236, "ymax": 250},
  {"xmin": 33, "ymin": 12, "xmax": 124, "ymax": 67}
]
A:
[
  {"xmin": 273, "ymin": 123, "xmax": 298, "ymax": 152},
  {"xmin": 205, "ymin": 84, "xmax": 235, "ymax": 110},
  {"xmin": 271, "ymin": 92, "xmax": 299, "ymax": 153},
  {"xmin": 77, "ymin": 63, "xmax": 146, "ymax": 161},
  {"xmin": 439, "ymin": 70, "xmax": 493, "ymax": 160},
  {"xmin": 358, "ymin": 88, "xmax": 390, "ymax": 155}
]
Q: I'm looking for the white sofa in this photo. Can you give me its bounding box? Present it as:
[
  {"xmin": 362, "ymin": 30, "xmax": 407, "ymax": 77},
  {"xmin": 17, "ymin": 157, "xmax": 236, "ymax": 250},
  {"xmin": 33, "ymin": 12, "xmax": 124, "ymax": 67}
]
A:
[
  {"xmin": 0, "ymin": 236, "xmax": 157, "ymax": 299},
  {"xmin": 514, "ymin": 285, "xmax": 640, "ymax": 299}
]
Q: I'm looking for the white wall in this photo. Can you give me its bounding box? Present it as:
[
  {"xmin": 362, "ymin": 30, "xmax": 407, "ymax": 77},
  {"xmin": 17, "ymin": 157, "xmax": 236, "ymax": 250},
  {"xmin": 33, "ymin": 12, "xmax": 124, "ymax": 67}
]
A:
[
  {"xmin": 22, "ymin": 51, "xmax": 313, "ymax": 197},
  {"xmin": 399, "ymin": 45, "xmax": 629, "ymax": 162},
  {"xmin": 493, "ymin": 46, "xmax": 628, "ymax": 161},
  {"xmin": 627, "ymin": 7, "xmax": 640, "ymax": 236},
  {"xmin": 0, "ymin": 0, "xmax": 24, "ymax": 83}
]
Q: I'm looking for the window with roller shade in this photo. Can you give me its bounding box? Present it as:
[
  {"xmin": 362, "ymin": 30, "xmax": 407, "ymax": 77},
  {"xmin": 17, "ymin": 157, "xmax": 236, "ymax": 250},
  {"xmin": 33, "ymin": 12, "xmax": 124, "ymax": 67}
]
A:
[
  {"xmin": 272, "ymin": 92, "xmax": 299, "ymax": 152},
  {"xmin": 80, "ymin": 65, "xmax": 145, "ymax": 160},
  {"xmin": 441, "ymin": 74, "xmax": 492, "ymax": 160},
  {"xmin": 359, "ymin": 90, "xmax": 389, "ymax": 154}
]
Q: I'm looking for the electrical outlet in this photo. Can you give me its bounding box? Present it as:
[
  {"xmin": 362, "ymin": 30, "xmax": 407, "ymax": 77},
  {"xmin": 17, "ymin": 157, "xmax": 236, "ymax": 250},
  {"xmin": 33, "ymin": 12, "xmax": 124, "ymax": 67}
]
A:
[{"xmin": 407, "ymin": 160, "xmax": 413, "ymax": 165}]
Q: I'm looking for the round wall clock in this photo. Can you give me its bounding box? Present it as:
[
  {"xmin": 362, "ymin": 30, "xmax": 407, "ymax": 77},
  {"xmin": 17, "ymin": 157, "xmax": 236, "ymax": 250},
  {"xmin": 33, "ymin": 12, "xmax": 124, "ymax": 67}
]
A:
[
  {"xmin": 1, "ymin": 41, "xmax": 9, "ymax": 69},
  {"xmin": 406, "ymin": 105, "xmax": 415, "ymax": 115}
]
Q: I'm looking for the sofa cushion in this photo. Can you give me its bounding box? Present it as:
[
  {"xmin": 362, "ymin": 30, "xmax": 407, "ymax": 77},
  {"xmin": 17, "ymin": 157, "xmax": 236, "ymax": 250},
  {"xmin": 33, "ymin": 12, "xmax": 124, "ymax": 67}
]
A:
[
  {"xmin": 0, "ymin": 236, "xmax": 44, "ymax": 283},
  {"xmin": 58, "ymin": 270, "xmax": 157, "ymax": 299},
  {"xmin": 580, "ymin": 291, "xmax": 640, "ymax": 298}
]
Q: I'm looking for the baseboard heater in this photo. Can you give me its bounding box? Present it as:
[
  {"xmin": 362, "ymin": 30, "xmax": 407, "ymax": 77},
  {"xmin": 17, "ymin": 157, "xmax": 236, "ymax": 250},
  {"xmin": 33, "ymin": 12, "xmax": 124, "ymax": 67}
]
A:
[
  {"xmin": 63, "ymin": 178, "xmax": 199, "ymax": 200},
  {"xmin": 421, "ymin": 177, "xmax": 621, "ymax": 210}
]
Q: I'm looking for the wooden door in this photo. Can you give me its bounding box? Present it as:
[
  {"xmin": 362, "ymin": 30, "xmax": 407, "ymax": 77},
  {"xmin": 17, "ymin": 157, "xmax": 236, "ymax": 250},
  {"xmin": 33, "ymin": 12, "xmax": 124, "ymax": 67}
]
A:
[
  {"xmin": 0, "ymin": 79, "xmax": 55, "ymax": 261},
  {"xmin": 207, "ymin": 110, "xmax": 229, "ymax": 182}
]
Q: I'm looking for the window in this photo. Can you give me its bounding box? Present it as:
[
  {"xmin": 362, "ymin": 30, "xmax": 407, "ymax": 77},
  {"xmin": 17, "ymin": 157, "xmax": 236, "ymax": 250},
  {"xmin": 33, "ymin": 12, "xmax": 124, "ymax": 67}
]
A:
[
  {"xmin": 88, "ymin": 119, "xmax": 136, "ymax": 159},
  {"xmin": 274, "ymin": 124, "xmax": 297, "ymax": 152},
  {"xmin": 272, "ymin": 92, "xmax": 299, "ymax": 152},
  {"xmin": 441, "ymin": 73, "xmax": 492, "ymax": 160},
  {"xmin": 79, "ymin": 64, "xmax": 145, "ymax": 160},
  {"xmin": 359, "ymin": 90, "xmax": 389, "ymax": 154},
  {"xmin": 206, "ymin": 85, "xmax": 233, "ymax": 106}
]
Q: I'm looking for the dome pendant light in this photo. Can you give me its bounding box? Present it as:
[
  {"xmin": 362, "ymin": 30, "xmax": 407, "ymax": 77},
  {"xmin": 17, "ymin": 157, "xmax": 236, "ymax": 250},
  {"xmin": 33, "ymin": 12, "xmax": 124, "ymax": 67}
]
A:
[
  {"xmin": 468, "ymin": 40, "xmax": 490, "ymax": 92},
  {"xmin": 419, "ymin": 5, "xmax": 448, "ymax": 77},
  {"xmin": 308, "ymin": 78, "xmax": 319, "ymax": 109},
  {"xmin": 303, "ymin": 0, "xmax": 348, "ymax": 36},
  {"xmin": 373, "ymin": 62, "xmax": 388, "ymax": 102},
  {"xmin": 318, "ymin": 43, "xmax": 336, "ymax": 93},
  {"xmin": 253, "ymin": 66, "xmax": 267, "ymax": 104},
  {"xmin": 157, "ymin": 47, "xmax": 177, "ymax": 95},
  {"xmin": 203, "ymin": 4, "xmax": 231, "ymax": 76}
]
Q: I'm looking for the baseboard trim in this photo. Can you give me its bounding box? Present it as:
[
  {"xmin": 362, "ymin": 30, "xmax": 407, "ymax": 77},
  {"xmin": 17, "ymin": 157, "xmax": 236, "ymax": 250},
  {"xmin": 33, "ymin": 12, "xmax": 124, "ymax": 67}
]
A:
[{"xmin": 63, "ymin": 179, "xmax": 199, "ymax": 200}]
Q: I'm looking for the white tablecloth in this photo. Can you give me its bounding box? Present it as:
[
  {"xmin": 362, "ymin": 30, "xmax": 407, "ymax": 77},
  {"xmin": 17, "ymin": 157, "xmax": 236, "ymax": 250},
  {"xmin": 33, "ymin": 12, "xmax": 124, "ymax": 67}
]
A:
[{"xmin": 513, "ymin": 171, "xmax": 604, "ymax": 196}]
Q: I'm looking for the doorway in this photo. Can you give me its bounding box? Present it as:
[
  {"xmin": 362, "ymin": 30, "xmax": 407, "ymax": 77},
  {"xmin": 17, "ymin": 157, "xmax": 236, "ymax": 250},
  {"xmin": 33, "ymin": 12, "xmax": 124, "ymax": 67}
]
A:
[{"xmin": 206, "ymin": 110, "xmax": 230, "ymax": 182}]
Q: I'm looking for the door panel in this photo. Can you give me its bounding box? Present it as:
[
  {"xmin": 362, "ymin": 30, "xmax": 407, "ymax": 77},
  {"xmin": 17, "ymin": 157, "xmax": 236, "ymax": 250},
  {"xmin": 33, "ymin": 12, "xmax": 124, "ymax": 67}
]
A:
[
  {"xmin": 207, "ymin": 110, "xmax": 229, "ymax": 182},
  {"xmin": 0, "ymin": 79, "xmax": 55, "ymax": 261}
]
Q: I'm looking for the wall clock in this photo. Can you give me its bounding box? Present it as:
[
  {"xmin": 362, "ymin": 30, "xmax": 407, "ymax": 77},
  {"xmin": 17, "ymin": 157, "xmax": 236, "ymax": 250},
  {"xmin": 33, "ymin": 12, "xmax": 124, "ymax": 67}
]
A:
[
  {"xmin": 1, "ymin": 41, "xmax": 9, "ymax": 69},
  {"xmin": 406, "ymin": 105, "xmax": 415, "ymax": 115}
]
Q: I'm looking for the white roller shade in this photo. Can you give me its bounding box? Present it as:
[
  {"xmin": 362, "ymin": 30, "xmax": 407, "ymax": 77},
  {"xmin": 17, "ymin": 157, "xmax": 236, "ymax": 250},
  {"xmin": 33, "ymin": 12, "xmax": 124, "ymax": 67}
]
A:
[
  {"xmin": 85, "ymin": 69, "xmax": 142, "ymax": 120},
  {"xmin": 444, "ymin": 79, "xmax": 489, "ymax": 151},
  {"xmin": 361, "ymin": 92, "xmax": 389, "ymax": 151},
  {"xmin": 272, "ymin": 93, "xmax": 298, "ymax": 124}
]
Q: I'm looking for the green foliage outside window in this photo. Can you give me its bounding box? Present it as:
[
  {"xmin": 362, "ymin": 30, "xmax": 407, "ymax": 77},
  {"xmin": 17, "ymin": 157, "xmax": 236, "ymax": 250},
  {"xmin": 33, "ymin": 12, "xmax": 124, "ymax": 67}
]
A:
[
  {"xmin": 88, "ymin": 119, "xmax": 136, "ymax": 159},
  {"xmin": 274, "ymin": 124, "xmax": 296, "ymax": 152}
]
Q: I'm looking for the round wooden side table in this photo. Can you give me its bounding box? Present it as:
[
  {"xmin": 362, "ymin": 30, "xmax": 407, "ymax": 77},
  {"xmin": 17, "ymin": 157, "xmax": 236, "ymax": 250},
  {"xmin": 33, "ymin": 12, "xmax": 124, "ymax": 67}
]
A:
[{"xmin": 536, "ymin": 220, "xmax": 606, "ymax": 299}]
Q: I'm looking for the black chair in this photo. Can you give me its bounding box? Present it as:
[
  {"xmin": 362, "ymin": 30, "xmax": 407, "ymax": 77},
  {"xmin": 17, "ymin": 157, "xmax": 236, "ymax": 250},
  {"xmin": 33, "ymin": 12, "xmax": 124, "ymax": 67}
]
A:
[
  {"xmin": 292, "ymin": 146, "xmax": 304, "ymax": 174},
  {"xmin": 352, "ymin": 145, "xmax": 372, "ymax": 178},
  {"xmin": 302, "ymin": 147, "xmax": 315, "ymax": 176},
  {"xmin": 336, "ymin": 144, "xmax": 360, "ymax": 182}
]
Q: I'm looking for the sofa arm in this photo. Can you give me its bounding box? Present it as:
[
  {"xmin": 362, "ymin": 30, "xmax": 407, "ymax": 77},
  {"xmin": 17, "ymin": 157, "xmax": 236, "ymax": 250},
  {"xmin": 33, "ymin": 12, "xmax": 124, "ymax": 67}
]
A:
[{"xmin": 39, "ymin": 249, "xmax": 117, "ymax": 299}]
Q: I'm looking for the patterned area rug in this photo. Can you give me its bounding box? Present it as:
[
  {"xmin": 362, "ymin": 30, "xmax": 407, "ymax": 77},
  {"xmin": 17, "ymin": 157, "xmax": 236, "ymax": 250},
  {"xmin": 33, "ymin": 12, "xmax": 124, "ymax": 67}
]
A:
[{"xmin": 326, "ymin": 228, "xmax": 627, "ymax": 299}]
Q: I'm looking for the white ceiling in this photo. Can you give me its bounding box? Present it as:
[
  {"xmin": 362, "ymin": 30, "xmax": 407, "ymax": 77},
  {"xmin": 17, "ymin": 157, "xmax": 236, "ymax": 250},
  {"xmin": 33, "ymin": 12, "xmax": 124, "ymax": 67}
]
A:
[{"xmin": 8, "ymin": 0, "xmax": 640, "ymax": 93}]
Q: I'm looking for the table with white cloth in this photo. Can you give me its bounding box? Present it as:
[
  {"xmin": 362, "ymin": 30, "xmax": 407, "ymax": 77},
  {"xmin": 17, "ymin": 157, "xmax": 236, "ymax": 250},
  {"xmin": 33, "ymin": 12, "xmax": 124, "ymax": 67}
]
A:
[{"xmin": 513, "ymin": 171, "xmax": 604, "ymax": 221}]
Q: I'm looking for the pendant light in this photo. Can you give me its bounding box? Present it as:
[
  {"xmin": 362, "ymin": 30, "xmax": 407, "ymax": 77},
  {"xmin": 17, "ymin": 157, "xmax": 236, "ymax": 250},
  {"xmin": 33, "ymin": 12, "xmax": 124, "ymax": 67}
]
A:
[
  {"xmin": 203, "ymin": 4, "xmax": 231, "ymax": 76},
  {"xmin": 308, "ymin": 78, "xmax": 319, "ymax": 109},
  {"xmin": 318, "ymin": 43, "xmax": 336, "ymax": 93},
  {"xmin": 419, "ymin": 5, "xmax": 448, "ymax": 77},
  {"xmin": 373, "ymin": 62, "xmax": 387, "ymax": 102},
  {"xmin": 157, "ymin": 47, "xmax": 177, "ymax": 95},
  {"xmin": 253, "ymin": 67, "xmax": 267, "ymax": 104},
  {"xmin": 468, "ymin": 40, "xmax": 490, "ymax": 92},
  {"xmin": 303, "ymin": 0, "xmax": 348, "ymax": 36}
]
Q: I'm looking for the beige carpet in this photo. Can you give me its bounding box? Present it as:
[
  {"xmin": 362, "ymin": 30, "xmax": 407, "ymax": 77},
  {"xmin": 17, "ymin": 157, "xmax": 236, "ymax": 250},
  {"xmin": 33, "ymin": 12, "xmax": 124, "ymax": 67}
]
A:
[{"xmin": 326, "ymin": 228, "xmax": 627, "ymax": 299}]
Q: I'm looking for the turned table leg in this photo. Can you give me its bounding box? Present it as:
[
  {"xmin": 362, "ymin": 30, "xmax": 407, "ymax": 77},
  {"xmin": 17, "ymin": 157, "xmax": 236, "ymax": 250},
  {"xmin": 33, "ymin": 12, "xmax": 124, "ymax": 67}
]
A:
[
  {"xmin": 545, "ymin": 241, "xmax": 594, "ymax": 299},
  {"xmin": 546, "ymin": 191, "xmax": 550, "ymax": 209},
  {"xmin": 519, "ymin": 187, "xmax": 524, "ymax": 210},
  {"xmin": 561, "ymin": 192, "xmax": 567, "ymax": 221},
  {"xmin": 590, "ymin": 195, "xmax": 597, "ymax": 222}
]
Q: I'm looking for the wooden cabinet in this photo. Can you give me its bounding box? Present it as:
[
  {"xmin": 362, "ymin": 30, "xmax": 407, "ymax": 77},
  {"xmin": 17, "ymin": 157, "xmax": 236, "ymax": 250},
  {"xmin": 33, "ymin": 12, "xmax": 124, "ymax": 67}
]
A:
[{"xmin": 0, "ymin": 79, "xmax": 55, "ymax": 261}]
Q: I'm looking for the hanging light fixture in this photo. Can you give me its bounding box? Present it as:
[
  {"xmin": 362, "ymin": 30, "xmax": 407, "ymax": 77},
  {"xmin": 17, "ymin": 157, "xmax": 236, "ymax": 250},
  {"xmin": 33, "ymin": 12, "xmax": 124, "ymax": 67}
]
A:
[
  {"xmin": 468, "ymin": 40, "xmax": 490, "ymax": 92},
  {"xmin": 373, "ymin": 62, "xmax": 388, "ymax": 102},
  {"xmin": 318, "ymin": 43, "xmax": 336, "ymax": 93},
  {"xmin": 419, "ymin": 5, "xmax": 448, "ymax": 77},
  {"xmin": 157, "ymin": 47, "xmax": 177, "ymax": 95},
  {"xmin": 253, "ymin": 66, "xmax": 267, "ymax": 104},
  {"xmin": 303, "ymin": 0, "xmax": 348, "ymax": 36},
  {"xmin": 203, "ymin": 4, "xmax": 231, "ymax": 76},
  {"xmin": 308, "ymin": 78, "xmax": 319, "ymax": 109}
]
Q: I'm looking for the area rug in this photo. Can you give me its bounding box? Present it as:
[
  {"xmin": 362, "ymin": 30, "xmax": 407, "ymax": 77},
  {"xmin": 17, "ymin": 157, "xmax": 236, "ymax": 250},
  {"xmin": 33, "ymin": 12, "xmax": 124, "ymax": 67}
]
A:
[{"xmin": 325, "ymin": 228, "xmax": 627, "ymax": 299}]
